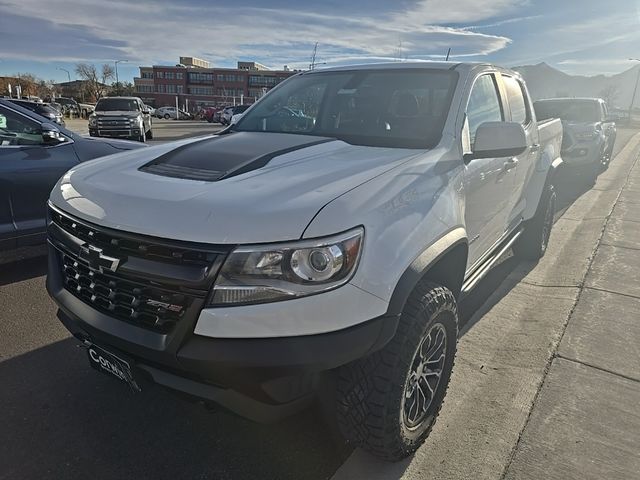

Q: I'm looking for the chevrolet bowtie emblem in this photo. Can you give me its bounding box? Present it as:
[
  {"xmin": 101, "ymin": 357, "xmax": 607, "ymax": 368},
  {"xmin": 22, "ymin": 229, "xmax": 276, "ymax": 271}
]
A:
[{"xmin": 78, "ymin": 244, "xmax": 121, "ymax": 273}]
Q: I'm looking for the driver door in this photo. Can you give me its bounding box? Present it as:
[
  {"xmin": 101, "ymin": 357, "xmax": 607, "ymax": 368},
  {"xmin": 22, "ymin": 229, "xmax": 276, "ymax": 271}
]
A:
[
  {"xmin": 463, "ymin": 74, "xmax": 513, "ymax": 266},
  {"xmin": 0, "ymin": 104, "xmax": 80, "ymax": 246}
]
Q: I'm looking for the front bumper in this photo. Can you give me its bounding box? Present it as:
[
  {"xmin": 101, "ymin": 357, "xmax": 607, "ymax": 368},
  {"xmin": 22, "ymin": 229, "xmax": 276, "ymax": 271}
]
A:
[
  {"xmin": 47, "ymin": 245, "xmax": 399, "ymax": 421},
  {"xmin": 562, "ymin": 140, "xmax": 602, "ymax": 167},
  {"xmin": 89, "ymin": 127, "xmax": 141, "ymax": 139}
]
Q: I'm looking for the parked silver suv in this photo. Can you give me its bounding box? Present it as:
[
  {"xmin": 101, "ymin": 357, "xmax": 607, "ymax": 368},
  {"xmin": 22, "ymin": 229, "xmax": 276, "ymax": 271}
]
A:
[{"xmin": 88, "ymin": 96, "xmax": 153, "ymax": 142}]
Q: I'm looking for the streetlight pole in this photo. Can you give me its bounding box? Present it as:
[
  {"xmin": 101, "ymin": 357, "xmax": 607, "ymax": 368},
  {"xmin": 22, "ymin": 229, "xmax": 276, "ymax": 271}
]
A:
[
  {"xmin": 57, "ymin": 67, "xmax": 71, "ymax": 83},
  {"xmin": 628, "ymin": 59, "xmax": 640, "ymax": 123},
  {"xmin": 114, "ymin": 60, "xmax": 127, "ymax": 84}
]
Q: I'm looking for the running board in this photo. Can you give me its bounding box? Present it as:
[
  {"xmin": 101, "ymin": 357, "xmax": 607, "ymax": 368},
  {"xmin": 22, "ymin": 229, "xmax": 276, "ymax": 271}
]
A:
[{"xmin": 461, "ymin": 228, "xmax": 523, "ymax": 295}]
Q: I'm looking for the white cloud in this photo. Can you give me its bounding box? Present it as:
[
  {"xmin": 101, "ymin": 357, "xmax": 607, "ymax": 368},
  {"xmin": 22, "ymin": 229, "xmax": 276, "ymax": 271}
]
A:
[{"xmin": 0, "ymin": 0, "xmax": 514, "ymax": 67}]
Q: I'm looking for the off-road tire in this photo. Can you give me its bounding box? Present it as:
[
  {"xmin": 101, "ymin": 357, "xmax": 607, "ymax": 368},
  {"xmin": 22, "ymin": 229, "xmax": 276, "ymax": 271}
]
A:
[
  {"xmin": 335, "ymin": 281, "xmax": 458, "ymax": 462},
  {"xmin": 513, "ymin": 182, "xmax": 556, "ymax": 260}
]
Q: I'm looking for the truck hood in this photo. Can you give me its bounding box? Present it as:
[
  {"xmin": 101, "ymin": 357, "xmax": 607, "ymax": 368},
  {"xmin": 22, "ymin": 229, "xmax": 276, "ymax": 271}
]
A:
[
  {"xmin": 93, "ymin": 110, "xmax": 141, "ymax": 118},
  {"xmin": 50, "ymin": 132, "xmax": 422, "ymax": 244}
]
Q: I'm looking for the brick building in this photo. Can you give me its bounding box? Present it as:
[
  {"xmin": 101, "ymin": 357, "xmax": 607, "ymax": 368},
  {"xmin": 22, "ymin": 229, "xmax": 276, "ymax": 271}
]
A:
[{"xmin": 133, "ymin": 58, "xmax": 297, "ymax": 111}]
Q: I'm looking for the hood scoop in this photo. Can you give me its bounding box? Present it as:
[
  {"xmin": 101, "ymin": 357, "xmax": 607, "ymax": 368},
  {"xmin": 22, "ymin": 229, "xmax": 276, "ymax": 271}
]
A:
[{"xmin": 139, "ymin": 131, "xmax": 334, "ymax": 182}]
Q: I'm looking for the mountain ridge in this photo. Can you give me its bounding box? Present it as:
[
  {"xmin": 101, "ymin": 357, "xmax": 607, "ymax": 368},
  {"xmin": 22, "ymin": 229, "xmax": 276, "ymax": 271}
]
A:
[{"xmin": 511, "ymin": 62, "xmax": 639, "ymax": 108}]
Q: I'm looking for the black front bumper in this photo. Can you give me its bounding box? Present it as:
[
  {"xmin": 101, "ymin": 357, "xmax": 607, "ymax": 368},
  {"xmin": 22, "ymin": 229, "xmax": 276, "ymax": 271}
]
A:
[{"xmin": 47, "ymin": 245, "xmax": 399, "ymax": 422}]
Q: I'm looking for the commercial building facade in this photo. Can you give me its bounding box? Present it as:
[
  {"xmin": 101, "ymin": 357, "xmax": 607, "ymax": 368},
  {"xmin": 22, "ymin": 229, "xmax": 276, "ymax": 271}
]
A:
[{"xmin": 134, "ymin": 59, "xmax": 297, "ymax": 110}]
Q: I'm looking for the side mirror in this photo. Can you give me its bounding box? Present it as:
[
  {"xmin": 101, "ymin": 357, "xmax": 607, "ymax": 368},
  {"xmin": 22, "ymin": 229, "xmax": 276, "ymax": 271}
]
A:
[
  {"xmin": 41, "ymin": 123, "xmax": 66, "ymax": 145},
  {"xmin": 142, "ymin": 109, "xmax": 150, "ymax": 115},
  {"xmin": 466, "ymin": 121, "xmax": 527, "ymax": 161}
]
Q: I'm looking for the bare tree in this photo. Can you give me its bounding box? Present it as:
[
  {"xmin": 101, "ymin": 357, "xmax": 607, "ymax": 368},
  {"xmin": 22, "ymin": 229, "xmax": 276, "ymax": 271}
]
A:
[
  {"xmin": 75, "ymin": 63, "xmax": 115, "ymax": 101},
  {"xmin": 598, "ymin": 85, "xmax": 620, "ymax": 107}
]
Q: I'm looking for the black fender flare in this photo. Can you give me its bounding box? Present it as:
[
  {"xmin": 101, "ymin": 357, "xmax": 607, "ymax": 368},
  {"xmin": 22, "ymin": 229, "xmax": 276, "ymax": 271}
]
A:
[{"xmin": 386, "ymin": 227, "xmax": 468, "ymax": 316}]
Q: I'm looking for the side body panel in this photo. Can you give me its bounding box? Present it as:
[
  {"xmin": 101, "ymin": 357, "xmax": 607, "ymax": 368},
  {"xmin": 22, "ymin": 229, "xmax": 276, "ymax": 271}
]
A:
[{"xmin": 1, "ymin": 142, "xmax": 80, "ymax": 244}]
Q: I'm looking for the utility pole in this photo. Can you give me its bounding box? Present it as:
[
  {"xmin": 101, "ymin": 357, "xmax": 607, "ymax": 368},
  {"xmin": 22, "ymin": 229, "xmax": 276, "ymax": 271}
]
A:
[
  {"xmin": 310, "ymin": 42, "xmax": 318, "ymax": 71},
  {"xmin": 628, "ymin": 59, "xmax": 640, "ymax": 123}
]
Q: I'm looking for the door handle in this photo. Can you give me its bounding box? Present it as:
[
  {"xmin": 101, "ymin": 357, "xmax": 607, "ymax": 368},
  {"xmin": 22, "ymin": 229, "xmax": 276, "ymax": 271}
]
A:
[
  {"xmin": 530, "ymin": 143, "xmax": 540, "ymax": 152},
  {"xmin": 503, "ymin": 158, "xmax": 518, "ymax": 171}
]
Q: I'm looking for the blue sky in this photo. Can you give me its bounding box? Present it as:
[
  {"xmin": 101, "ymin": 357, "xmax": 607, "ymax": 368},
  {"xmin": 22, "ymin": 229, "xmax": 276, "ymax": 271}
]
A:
[{"xmin": 1, "ymin": 0, "xmax": 639, "ymax": 83}]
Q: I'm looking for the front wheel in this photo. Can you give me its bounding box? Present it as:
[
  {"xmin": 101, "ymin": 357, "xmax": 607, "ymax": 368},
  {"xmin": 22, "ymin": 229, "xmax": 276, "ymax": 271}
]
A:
[
  {"xmin": 513, "ymin": 183, "xmax": 557, "ymax": 261},
  {"xmin": 336, "ymin": 281, "xmax": 458, "ymax": 461},
  {"xmin": 164, "ymin": 113, "xmax": 171, "ymax": 119}
]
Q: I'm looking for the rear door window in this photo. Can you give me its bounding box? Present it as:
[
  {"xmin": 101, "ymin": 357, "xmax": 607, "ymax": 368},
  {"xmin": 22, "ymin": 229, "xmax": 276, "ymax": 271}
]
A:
[{"xmin": 502, "ymin": 76, "xmax": 528, "ymax": 124}]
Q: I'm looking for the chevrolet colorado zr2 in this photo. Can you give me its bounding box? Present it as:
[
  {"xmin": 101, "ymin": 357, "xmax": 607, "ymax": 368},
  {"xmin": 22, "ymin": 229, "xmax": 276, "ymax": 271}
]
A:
[{"xmin": 46, "ymin": 62, "xmax": 563, "ymax": 461}]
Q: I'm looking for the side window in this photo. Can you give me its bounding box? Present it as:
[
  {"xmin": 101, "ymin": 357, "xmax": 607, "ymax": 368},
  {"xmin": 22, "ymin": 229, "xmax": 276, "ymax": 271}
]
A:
[
  {"xmin": 0, "ymin": 107, "xmax": 43, "ymax": 146},
  {"xmin": 503, "ymin": 76, "xmax": 528, "ymax": 125},
  {"xmin": 467, "ymin": 75, "xmax": 503, "ymax": 144}
]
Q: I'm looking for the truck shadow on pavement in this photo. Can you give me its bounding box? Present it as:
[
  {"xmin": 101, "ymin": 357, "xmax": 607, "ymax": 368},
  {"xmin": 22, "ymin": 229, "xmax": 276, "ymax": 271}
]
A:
[{"xmin": 0, "ymin": 170, "xmax": 598, "ymax": 480}]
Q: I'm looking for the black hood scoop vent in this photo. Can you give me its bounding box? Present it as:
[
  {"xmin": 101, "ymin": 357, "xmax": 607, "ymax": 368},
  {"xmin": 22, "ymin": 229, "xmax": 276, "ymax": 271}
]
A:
[{"xmin": 139, "ymin": 132, "xmax": 334, "ymax": 182}]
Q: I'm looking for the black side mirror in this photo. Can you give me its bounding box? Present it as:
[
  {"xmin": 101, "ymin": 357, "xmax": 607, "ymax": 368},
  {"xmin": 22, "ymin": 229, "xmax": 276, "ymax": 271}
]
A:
[{"xmin": 41, "ymin": 123, "xmax": 66, "ymax": 145}]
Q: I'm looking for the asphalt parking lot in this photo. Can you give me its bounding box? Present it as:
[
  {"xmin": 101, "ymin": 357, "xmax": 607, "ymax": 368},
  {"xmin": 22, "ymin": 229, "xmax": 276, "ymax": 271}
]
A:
[
  {"xmin": 65, "ymin": 117, "xmax": 224, "ymax": 143},
  {"xmin": 0, "ymin": 127, "xmax": 637, "ymax": 480}
]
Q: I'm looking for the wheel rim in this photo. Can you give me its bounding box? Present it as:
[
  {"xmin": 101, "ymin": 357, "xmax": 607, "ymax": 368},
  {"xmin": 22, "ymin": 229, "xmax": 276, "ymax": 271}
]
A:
[
  {"xmin": 402, "ymin": 323, "xmax": 447, "ymax": 430},
  {"xmin": 540, "ymin": 192, "xmax": 556, "ymax": 254}
]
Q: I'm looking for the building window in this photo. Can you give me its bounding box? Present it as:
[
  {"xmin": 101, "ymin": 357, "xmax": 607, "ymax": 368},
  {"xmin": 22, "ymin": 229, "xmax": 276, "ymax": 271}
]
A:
[
  {"xmin": 177, "ymin": 85, "xmax": 183, "ymax": 94},
  {"xmin": 141, "ymin": 72, "xmax": 153, "ymax": 79},
  {"xmin": 189, "ymin": 86, "xmax": 214, "ymax": 95},
  {"xmin": 249, "ymin": 75, "xmax": 277, "ymax": 86},
  {"xmin": 217, "ymin": 74, "xmax": 224, "ymax": 81},
  {"xmin": 188, "ymin": 72, "xmax": 214, "ymax": 83},
  {"xmin": 176, "ymin": 72, "xmax": 183, "ymax": 80},
  {"xmin": 156, "ymin": 72, "xmax": 164, "ymax": 79},
  {"xmin": 165, "ymin": 72, "xmax": 175, "ymax": 80},
  {"xmin": 166, "ymin": 84, "xmax": 177, "ymax": 93}
]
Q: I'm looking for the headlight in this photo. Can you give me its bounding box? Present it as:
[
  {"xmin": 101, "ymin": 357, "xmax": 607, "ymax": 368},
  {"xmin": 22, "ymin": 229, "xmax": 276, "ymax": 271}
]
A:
[
  {"xmin": 88, "ymin": 116, "xmax": 97, "ymax": 127},
  {"xmin": 575, "ymin": 131, "xmax": 597, "ymax": 140},
  {"xmin": 209, "ymin": 227, "xmax": 364, "ymax": 306}
]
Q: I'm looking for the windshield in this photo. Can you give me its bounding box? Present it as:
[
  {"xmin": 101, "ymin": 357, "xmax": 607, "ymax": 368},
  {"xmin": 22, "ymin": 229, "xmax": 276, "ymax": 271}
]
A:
[
  {"xmin": 534, "ymin": 100, "xmax": 601, "ymax": 122},
  {"xmin": 95, "ymin": 98, "xmax": 139, "ymax": 111},
  {"xmin": 234, "ymin": 69, "xmax": 457, "ymax": 148}
]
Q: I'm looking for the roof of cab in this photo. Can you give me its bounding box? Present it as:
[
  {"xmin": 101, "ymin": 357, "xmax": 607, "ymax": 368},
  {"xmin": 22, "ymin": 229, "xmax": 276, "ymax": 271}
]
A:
[
  {"xmin": 302, "ymin": 61, "xmax": 519, "ymax": 77},
  {"xmin": 534, "ymin": 97, "xmax": 604, "ymax": 103}
]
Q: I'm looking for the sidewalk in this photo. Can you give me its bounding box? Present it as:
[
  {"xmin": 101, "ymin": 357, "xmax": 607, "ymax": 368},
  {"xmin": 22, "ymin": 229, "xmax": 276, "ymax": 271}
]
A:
[
  {"xmin": 503, "ymin": 144, "xmax": 640, "ymax": 479},
  {"xmin": 332, "ymin": 133, "xmax": 640, "ymax": 480}
]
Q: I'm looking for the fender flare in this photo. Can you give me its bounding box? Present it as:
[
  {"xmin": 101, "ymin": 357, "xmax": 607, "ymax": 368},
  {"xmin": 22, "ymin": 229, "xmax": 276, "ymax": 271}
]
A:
[{"xmin": 386, "ymin": 227, "xmax": 468, "ymax": 316}]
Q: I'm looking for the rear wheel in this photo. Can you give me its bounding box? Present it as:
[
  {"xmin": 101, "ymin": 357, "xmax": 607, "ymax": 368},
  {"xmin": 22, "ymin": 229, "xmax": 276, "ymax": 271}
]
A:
[
  {"xmin": 146, "ymin": 128, "xmax": 153, "ymax": 140},
  {"xmin": 335, "ymin": 281, "xmax": 458, "ymax": 461},
  {"xmin": 513, "ymin": 183, "xmax": 556, "ymax": 260},
  {"xmin": 164, "ymin": 113, "xmax": 171, "ymax": 119},
  {"xmin": 137, "ymin": 129, "xmax": 146, "ymax": 143}
]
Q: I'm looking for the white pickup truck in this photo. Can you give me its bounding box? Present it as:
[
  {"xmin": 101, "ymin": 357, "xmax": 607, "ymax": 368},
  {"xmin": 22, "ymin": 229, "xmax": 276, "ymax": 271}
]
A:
[{"xmin": 46, "ymin": 62, "xmax": 562, "ymax": 461}]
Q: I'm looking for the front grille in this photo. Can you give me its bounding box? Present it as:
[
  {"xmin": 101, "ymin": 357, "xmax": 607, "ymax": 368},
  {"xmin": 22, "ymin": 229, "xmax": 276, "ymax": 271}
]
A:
[
  {"xmin": 48, "ymin": 206, "xmax": 229, "ymax": 333},
  {"xmin": 49, "ymin": 208, "xmax": 216, "ymax": 267},
  {"xmin": 61, "ymin": 253, "xmax": 189, "ymax": 332},
  {"xmin": 97, "ymin": 118, "xmax": 132, "ymax": 128}
]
